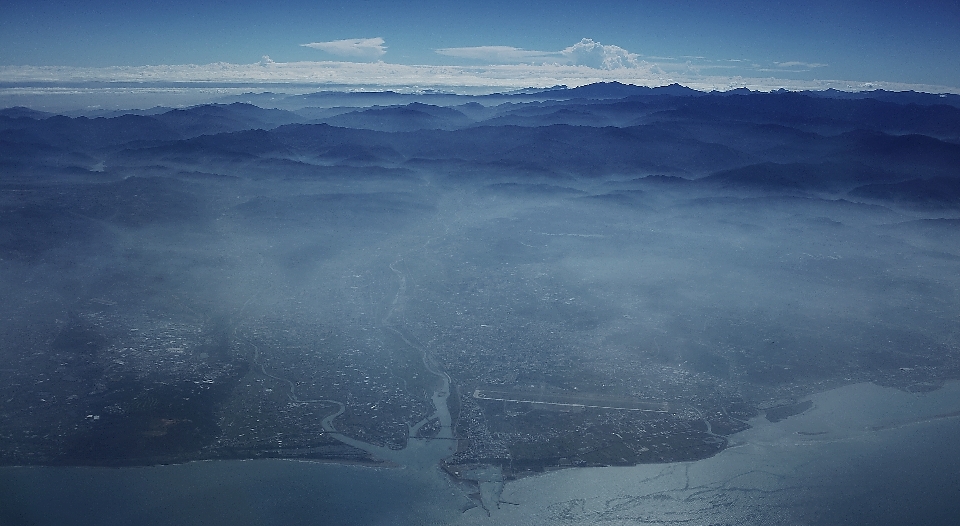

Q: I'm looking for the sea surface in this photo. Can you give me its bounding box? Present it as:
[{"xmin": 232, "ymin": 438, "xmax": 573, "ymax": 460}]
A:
[{"xmin": 3, "ymin": 382, "xmax": 960, "ymax": 525}]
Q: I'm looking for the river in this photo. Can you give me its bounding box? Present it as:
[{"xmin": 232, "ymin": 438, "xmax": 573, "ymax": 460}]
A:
[{"xmin": 4, "ymin": 245, "xmax": 960, "ymax": 524}]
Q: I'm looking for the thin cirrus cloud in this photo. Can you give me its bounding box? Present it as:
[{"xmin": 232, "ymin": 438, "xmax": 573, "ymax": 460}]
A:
[
  {"xmin": 437, "ymin": 38, "xmax": 643, "ymax": 70},
  {"xmin": 301, "ymin": 37, "xmax": 387, "ymax": 60},
  {"xmin": 435, "ymin": 46, "xmax": 557, "ymax": 64},
  {"xmin": 774, "ymin": 61, "xmax": 829, "ymax": 69}
]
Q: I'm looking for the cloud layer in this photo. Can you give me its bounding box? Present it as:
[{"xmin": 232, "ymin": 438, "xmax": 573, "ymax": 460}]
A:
[
  {"xmin": 3, "ymin": 60, "xmax": 954, "ymax": 96},
  {"xmin": 301, "ymin": 38, "xmax": 386, "ymax": 60}
]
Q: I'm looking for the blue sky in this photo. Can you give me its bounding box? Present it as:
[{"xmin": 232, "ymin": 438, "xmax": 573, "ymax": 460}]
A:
[{"xmin": 1, "ymin": 0, "xmax": 958, "ymax": 91}]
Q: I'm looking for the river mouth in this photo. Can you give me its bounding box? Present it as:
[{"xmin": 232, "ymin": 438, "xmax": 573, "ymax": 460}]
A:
[
  {"xmin": 5, "ymin": 381, "xmax": 960, "ymax": 526},
  {"xmin": 311, "ymin": 253, "xmax": 459, "ymax": 469},
  {"xmin": 319, "ymin": 369, "xmax": 457, "ymax": 469}
]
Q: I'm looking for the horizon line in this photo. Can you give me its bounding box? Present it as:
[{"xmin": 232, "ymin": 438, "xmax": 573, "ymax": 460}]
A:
[{"xmin": 2, "ymin": 60, "xmax": 958, "ymax": 96}]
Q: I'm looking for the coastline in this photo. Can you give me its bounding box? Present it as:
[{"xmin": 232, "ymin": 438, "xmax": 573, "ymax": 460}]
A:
[
  {"xmin": 9, "ymin": 378, "xmax": 960, "ymax": 472},
  {"xmin": 4, "ymin": 380, "xmax": 960, "ymax": 525}
]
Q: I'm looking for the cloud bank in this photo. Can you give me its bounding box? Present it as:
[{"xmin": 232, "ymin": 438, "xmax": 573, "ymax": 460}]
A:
[
  {"xmin": 3, "ymin": 60, "xmax": 954, "ymax": 96},
  {"xmin": 301, "ymin": 37, "xmax": 386, "ymax": 60}
]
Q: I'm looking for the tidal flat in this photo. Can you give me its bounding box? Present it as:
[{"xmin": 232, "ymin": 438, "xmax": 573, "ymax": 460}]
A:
[{"xmin": 3, "ymin": 381, "xmax": 959, "ymax": 525}]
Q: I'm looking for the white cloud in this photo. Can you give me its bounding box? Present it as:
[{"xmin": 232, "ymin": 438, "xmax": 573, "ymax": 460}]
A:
[
  {"xmin": 301, "ymin": 38, "xmax": 386, "ymax": 60},
  {"xmin": 559, "ymin": 38, "xmax": 642, "ymax": 69},
  {"xmin": 437, "ymin": 38, "xmax": 643, "ymax": 70}
]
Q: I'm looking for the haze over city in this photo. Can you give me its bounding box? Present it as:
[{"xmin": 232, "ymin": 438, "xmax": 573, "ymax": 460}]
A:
[{"xmin": 2, "ymin": 2, "xmax": 960, "ymax": 525}]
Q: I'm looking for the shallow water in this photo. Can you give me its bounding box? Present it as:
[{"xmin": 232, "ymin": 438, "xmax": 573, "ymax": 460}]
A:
[
  {"xmin": 454, "ymin": 381, "xmax": 960, "ymax": 525},
  {"xmin": 3, "ymin": 382, "xmax": 959, "ymax": 526},
  {"xmin": 0, "ymin": 460, "xmax": 469, "ymax": 526}
]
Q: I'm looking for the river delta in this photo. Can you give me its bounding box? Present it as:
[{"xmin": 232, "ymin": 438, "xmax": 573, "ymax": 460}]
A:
[{"xmin": 4, "ymin": 381, "xmax": 960, "ymax": 525}]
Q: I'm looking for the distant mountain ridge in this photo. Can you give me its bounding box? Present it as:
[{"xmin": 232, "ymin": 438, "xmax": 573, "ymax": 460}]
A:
[{"xmin": 2, "ymin": 82, "xmax": 959, "ymax": 210}]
